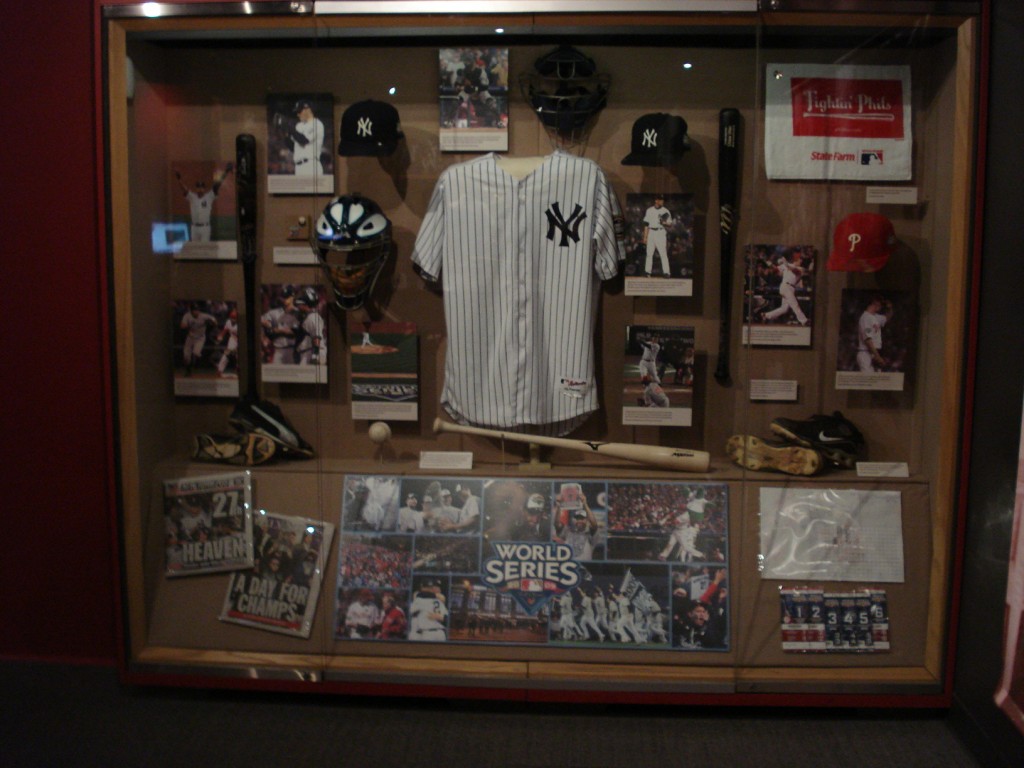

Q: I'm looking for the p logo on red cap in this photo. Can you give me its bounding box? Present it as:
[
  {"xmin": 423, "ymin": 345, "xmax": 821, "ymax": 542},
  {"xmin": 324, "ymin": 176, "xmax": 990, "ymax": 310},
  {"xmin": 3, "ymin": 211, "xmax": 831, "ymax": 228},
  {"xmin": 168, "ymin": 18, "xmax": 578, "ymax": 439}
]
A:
[{"xmin": 827, "ymin": 213, "xmax": 895, "ymax": 272}]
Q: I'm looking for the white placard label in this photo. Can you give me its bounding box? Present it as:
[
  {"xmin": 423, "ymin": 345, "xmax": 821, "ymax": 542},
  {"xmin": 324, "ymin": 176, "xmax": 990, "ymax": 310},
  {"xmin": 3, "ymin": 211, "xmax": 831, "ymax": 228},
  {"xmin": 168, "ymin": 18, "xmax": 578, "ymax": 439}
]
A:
[
  {"xmin": 273, "ymin": 246, "xmax": 318, "ymax": 265},
  {"xmin": 419, "ymin": 451, "xmax": 474, "ymax": 470},
  {"xmin": 865, "ymin": 186, "xmax": 918, "ymax": 205},
  {"xmin": 749, "ymin": 379, "xmax": 799, "ymax": 401},
  {"xmin": 856, "ymin": 462, "xmax": 910, "ymax": 478}
]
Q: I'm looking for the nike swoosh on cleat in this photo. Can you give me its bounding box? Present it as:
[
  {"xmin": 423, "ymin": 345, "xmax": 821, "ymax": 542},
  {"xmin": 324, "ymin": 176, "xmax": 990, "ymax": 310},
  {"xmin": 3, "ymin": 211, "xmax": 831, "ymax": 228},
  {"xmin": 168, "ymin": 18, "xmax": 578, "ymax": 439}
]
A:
[
  {"xmin": 251, "ymin": 404, "xmax": 299, "ymax": 448},
  {"xmin": 817, "ymin": 431, "xmax": 847, "ymax": 443}
]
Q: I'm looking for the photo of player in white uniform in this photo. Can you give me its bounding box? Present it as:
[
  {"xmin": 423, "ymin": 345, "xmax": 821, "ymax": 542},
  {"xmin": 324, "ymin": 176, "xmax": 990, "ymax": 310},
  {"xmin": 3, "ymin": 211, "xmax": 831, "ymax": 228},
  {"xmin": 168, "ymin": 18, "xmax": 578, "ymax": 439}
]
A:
[
  {"xmin": 742, "ymin": 244, "xmax": 817, "ymax": 346},
  {"xmin": 342, "ymin": 475, "xmax": 401, "ymax": 532},
  {"xmin": 215, "ymin": 307, "xmax": 239, "ymax": 378},
  {"xmin": 293, "ymin": 286, "xmax": 328, "ymax": 370},
  {"xmin": 266, "ymin": 93, "xmax": 334, "ymax": 194},
  {"xmin": 167, "ymin": 160, "xmax": 237, "ymax": 261},
  {"xmin": 641, "ymin": 194, "xmax": 672, "ymax": 276},
  {"xmin": 836, "ymin": 288, "xmax": 914, "ymax": 392},
  {"xmin": 172, "ymin": 299, "xmax": 240, "ymax": 397},
  {"xmin": 408, "ymin": 578, "xmax": 449, "ymax": 642},
  {"xmin": 623, "ymin": 192, "xmax": 695, "ymax": 296},
  {"xmin": 855, "ymin": 295, "xmax": 892, "ymax": 372},
  {"xmin": 174, "ymin": 162, "xmax": 233, "ymax": 243},
  {"xmin": 260, "ymin": 284, "xmax": 328, "ymax": 384},
  {"xmin": 623, "ymin": 325, "xmax": 695, "ymax": 426}
]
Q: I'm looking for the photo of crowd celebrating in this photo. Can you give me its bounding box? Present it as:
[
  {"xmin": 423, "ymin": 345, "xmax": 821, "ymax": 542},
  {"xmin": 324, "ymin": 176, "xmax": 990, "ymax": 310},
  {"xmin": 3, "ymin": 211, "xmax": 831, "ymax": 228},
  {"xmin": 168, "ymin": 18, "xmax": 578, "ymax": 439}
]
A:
[{"xmin": 337, "ymin": 534, "xmax": 412, "ymax": 591}]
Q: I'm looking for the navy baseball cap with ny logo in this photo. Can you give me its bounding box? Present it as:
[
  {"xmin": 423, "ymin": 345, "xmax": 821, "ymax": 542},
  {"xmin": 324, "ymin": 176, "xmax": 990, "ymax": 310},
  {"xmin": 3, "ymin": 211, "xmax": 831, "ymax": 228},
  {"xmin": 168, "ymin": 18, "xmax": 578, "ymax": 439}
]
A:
[
  {"xmin": 338, "ymin": 99, "xmax": 405, "ymax": 157},
  {"xmin": 622, "ymin": 113, "xmax": 691, "ymax": 166}
]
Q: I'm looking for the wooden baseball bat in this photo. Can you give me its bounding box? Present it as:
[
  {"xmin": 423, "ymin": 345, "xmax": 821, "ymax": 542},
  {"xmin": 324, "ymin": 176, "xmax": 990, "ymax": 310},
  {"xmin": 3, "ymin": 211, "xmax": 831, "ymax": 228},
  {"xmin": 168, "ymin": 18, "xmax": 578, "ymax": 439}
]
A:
[
  {"xmin": 714, "ymin": 108, "xmax": 740, "ymax": 385},
  {"xmin": 433, "ymin": 418, "xmax": 709, "ymax": 473}
]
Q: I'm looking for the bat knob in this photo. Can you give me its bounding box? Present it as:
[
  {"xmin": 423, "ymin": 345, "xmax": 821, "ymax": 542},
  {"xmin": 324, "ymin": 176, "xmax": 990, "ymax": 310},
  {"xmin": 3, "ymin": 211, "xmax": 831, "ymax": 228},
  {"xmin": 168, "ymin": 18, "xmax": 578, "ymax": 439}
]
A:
[{"xmin": 432, "ymin": 417, "xmax": 444, "ymax": 434}]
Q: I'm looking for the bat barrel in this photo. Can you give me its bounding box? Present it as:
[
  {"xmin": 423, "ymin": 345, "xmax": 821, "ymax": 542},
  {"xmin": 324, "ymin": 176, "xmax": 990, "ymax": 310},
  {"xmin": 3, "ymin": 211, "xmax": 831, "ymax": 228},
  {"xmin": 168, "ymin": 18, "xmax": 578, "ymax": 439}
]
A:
[{"xmin": 432, "ymin": 418, "xmax": 709, "ymax": 473}]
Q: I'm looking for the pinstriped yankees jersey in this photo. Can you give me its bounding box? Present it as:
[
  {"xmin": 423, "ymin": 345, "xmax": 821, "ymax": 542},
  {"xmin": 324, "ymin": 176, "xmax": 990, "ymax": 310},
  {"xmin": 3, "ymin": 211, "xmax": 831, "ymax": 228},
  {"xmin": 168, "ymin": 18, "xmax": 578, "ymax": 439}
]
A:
[{"xmin": 412, "ymin": 151, "xmax": 625, "ymax": 436}]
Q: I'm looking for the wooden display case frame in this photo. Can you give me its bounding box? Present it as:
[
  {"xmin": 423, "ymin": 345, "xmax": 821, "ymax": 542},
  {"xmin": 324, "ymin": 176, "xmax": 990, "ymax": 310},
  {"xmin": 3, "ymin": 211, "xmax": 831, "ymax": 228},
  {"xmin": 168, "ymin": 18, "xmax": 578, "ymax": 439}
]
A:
[{"xmin": 100, "ymin": 0, "xmax": 985, "ymax": 705}]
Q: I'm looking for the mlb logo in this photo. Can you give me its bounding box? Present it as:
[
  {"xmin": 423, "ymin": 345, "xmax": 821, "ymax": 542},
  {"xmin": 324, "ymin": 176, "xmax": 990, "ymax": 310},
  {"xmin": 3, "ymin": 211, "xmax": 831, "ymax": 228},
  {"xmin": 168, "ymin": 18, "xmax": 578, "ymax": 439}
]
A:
[{"xmin": 861, "ymin": 150, "xmax": 884, "ymax": 165}]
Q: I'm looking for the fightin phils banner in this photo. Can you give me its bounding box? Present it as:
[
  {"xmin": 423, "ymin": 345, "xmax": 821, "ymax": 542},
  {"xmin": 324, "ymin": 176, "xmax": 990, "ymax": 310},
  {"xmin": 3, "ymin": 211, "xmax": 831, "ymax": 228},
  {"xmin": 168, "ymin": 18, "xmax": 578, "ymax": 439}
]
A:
[
  {"xmin": 765, "ymin": 63, "xmax": 912, "ymax": 181},
  {"xmin": 334, "ymin": 475, "xmax": 730, "ymax": 651}
]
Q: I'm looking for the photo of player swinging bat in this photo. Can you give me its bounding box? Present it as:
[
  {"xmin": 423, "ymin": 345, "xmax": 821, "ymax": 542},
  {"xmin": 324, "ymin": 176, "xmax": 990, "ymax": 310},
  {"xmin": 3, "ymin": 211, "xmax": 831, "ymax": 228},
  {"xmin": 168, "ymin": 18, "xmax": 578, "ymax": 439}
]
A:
[
  {"xmin": 714, "ymin": 108, "xmax": 740, "ymax": 385},
  {"xmin": 227, "ymin": 133, "xmax": 314, "ymax": 458},
  {"xmin": 433, "ymin": 418, "xmax": 710, "ymax": 473}
]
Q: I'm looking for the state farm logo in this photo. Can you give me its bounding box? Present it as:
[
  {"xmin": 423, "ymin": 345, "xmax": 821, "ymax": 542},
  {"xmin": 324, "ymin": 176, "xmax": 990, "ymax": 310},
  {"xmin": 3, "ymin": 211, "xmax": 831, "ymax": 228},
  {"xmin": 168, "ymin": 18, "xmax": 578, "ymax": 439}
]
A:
[{"xmin": 790, "ymin": 77, "xmax": 905, "ymax": 139}]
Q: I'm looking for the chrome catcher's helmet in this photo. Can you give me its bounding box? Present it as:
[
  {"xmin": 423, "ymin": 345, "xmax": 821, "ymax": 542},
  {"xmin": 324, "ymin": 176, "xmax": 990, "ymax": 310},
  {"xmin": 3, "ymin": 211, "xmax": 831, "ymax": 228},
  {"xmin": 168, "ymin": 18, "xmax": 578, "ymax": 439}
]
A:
[{"xmin": 310, "ymin": 193, "xmax": 392, "ymax": 312}]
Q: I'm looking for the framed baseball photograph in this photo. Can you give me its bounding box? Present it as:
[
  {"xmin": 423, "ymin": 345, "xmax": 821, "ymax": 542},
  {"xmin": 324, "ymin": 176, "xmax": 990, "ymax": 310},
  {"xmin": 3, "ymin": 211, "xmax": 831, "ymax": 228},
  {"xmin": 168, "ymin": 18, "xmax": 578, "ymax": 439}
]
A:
[
  {"xmin": 349, "ymin": 321, "xmax": 419, "ymax": 422},
  {"xmin": 835, "ymin": 288, "xmax": 916, "ymax": 391},
  {"xmin": 438, "ymin": 47, "xmax": 509, "ymax": 152},
  {"xmin": 623, "ymin": 192, "xmax": 695, "ymax": 296},
  {"xmin": 266, "ymin": 92, "xmax": 335, "ymax": 194},
  {"xmin": 172, "ymin": 299, "xmax": 240, "ymax": 397},
  {"xmin": 259, "ymin": 284, "xmax": 329, "ymax": 385},
  {"xmin": 741, "ymin": 244, "xmax": 817, "ymax": 346},
  {"xmin": 168, "ymin": 160, "xmax": 236, "ymax": 260},
  {"xmin": 622, "ymin": 325, "xmax": 696, "ymax": 426}
]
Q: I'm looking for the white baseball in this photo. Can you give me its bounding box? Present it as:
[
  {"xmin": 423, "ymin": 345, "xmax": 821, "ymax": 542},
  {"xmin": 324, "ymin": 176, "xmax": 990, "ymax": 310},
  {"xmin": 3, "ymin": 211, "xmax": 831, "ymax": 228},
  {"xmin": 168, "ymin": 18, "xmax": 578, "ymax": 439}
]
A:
[
  {"xmin": 298, "ymin": 215, "xmax": 307, "ymax": 225},
  {"xmin": 368, "ymin": 421, "xmax": 391, "ymax": 444}
]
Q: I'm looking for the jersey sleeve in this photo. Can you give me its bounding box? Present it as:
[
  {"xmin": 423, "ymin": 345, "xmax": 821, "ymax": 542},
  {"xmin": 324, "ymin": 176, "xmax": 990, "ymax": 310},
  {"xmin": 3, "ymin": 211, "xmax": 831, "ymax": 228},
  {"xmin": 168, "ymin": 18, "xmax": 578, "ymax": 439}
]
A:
[
  {"xmin": 592, "ymin": 169, "xmax": 626, "ymax": 280},
  {"xmin": 411, "ymin": 174, "xmax": 447, "ymax": 281}
]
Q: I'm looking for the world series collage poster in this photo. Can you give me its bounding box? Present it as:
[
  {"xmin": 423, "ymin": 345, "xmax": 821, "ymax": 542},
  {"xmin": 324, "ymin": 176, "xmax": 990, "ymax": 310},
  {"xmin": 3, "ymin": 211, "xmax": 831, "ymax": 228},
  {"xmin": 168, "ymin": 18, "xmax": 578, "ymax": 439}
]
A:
[{"xmin": 336, "ymin": 476, "xmax": 729, "ymax": 651}]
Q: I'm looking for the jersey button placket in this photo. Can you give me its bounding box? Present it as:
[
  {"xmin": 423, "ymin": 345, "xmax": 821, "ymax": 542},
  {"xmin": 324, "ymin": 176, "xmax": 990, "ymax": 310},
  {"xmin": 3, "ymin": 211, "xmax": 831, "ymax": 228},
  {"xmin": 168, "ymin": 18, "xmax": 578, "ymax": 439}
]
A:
[{"xmin": 514, "ymin": 182, "xmax": 529, "ymax": 419}]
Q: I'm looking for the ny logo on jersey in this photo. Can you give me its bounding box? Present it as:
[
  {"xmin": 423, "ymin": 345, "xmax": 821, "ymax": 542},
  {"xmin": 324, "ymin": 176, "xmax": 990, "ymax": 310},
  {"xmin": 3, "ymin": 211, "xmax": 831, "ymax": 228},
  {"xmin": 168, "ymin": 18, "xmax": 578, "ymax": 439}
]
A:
[
  {"xmin": 545, "ymin": 202, "xmax": 587, "ymax": 247},
  {"xmin": 642, "ymin": 128, "xmax": 658, "ymax": 149},
  {"xmin": 357, "ymin": 117, "xmax": 373, "ymax": 138}
]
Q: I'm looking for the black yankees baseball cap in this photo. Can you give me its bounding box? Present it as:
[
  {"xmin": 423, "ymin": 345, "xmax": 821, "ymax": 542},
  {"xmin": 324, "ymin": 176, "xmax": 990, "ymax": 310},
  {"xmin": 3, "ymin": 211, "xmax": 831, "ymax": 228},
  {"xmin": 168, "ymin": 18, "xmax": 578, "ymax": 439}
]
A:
[
  {"xmin": 338, "ymin": 99, "xmax": 404, "ymax": 157},
  {"xmin": 622, "ymin": 113, "xmax": 691, "ymax": 166}
]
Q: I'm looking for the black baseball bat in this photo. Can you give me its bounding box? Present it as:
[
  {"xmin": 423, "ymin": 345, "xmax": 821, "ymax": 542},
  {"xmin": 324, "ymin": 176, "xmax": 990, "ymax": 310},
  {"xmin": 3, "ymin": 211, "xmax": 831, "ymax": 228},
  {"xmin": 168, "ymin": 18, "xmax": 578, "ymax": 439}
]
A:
[
  {"xmin": 714, "ymin": 108, "xmax": 740, "ymax": 385},
  {"xmin": 229, "ymin": 134, "xmax": 314, "ymax": 457},
  {"xmin": 235, "ymin": 133, "xmax": 259, "ymax": 400}
]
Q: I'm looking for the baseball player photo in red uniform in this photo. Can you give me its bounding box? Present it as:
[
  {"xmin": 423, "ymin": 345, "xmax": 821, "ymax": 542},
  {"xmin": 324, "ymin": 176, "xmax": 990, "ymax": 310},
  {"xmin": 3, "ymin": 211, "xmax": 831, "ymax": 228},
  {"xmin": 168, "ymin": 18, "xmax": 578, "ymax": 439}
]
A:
[{"xmin": 412, "ymin": 151, "xmax": 626, "ymax": 437}]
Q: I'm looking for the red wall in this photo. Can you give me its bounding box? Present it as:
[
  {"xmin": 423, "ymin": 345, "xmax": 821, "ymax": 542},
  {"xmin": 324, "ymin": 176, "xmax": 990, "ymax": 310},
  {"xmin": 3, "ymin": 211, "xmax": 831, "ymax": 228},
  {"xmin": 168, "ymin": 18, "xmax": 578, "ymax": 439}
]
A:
[{"xmin": 0, "ymin": 0, "xmax": 118, "ymax": 663}]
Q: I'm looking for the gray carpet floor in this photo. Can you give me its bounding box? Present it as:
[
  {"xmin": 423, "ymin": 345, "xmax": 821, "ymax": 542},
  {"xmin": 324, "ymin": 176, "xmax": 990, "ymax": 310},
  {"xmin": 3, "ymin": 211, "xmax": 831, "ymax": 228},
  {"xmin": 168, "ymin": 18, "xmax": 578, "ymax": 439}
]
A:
[{"xmin": 0, "ymin": 662, "xmax": 986, "ymax": 767}]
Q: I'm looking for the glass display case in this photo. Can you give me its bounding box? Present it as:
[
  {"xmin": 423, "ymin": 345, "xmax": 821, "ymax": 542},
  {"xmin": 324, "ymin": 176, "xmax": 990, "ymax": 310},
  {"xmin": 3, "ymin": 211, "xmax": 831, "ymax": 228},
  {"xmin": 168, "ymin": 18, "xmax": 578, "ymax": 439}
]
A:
[{"xmin": 102, "ymin": 0, "xmax": 984, "ymax": 703}]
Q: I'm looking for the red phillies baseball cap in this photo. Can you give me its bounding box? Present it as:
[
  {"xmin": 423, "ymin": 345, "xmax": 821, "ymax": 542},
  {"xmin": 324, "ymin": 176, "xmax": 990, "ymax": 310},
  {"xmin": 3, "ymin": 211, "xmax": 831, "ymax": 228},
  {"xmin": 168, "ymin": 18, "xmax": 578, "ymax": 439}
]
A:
[{"xmin": 827, "ymin": 213, "xmax": 896, "ymax": 272}]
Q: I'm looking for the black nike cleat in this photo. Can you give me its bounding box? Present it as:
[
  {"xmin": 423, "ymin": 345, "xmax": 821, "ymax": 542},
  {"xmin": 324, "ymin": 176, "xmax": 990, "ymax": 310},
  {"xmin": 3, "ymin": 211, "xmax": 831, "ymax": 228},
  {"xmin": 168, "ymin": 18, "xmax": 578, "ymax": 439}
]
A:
[
  {"xmin": 769, "ymin": 411, "xmax": 864, "ymax": 469},
  {"xmin": 229, "ymin": 397, "xmax": 314, "ymax": 458}
]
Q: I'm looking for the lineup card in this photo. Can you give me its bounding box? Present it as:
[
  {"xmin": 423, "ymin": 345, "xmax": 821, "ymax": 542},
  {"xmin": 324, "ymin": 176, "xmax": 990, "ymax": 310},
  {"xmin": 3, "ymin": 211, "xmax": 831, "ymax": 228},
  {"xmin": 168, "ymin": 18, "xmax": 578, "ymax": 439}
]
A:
[
  {"xmin": 780, "ymin": 588, "xmax": 890, "ymax": 652},
  {"xmin": 760, "ymin": 487, "xmax": 905, "ymax": 583}
]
